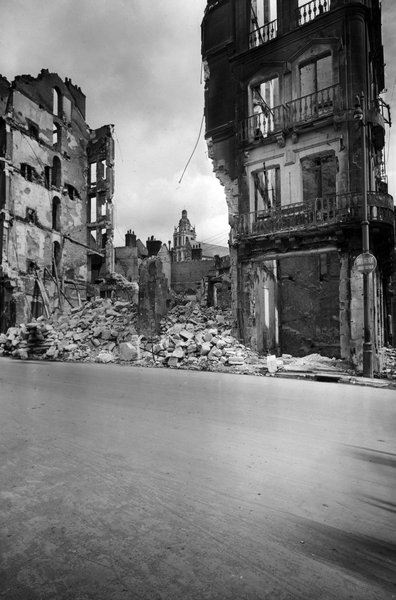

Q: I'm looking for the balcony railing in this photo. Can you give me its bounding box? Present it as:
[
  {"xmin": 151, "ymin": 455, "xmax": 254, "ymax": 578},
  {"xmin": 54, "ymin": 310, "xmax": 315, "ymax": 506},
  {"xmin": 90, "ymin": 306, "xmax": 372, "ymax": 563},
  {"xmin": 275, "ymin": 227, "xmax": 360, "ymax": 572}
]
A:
[
  {"xmin": 239, "ymin": 104, "xmax": 288, "ymax": 144},
  {"xmin": 249, "ymin": 19, "xmax": 278, "ymax": 49},
  {"xmin": 288, "ymin": 84, "xmax": 341, "ymax": 125},
  {"xmin": 297, "ymin": 0, "xmax": 331, "ymax": 26},
  {"xmin": 235, "ymin": 192, "xmax": 394, "ymax": 238},
  {"xmin": 239, "ymin": 85, "xmax": 342, "ymax": 144}
]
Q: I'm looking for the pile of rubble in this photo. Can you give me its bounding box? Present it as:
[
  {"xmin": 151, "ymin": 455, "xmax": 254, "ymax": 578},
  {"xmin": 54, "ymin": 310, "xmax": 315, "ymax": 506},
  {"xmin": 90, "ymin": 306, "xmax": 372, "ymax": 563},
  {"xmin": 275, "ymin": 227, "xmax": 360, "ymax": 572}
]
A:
[
  {"xmin": 2, "ymin": 297, "xmax": 394, "ymax": 380},
  {"xmin": 0, "ymin": 299, "xmax": 139, "ymax": 364},
  {"xmin": 0, "ymin": 298, "xmax": 265, "ymax": 373},
  {"xmin": 379, "ymin": 346, "xmax": 396, "ymax": 380}
]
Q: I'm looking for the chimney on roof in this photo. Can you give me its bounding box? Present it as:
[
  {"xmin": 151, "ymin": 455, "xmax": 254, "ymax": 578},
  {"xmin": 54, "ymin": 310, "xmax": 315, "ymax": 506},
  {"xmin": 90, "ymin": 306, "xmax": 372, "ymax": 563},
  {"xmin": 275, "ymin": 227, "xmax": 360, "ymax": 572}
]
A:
[
  {"xmin": 146, "ymin": 237, "xmax": 162, "ymax": 257},
  {"xmin": 125, "ymin": 229, "xmax": 137, "ymax": 248}
]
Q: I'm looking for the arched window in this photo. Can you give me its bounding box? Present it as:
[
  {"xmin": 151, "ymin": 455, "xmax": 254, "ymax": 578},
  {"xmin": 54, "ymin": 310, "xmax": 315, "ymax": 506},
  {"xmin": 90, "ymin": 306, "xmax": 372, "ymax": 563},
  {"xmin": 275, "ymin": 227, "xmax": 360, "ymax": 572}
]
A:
[
  {"xmin": 51, "ymin": 156, "xmax": 61, "ymax": 188},
  {"xmin": 52, "ymin": 241, "xmax": 61, "ymax": 278},
  {"xmin": 52, "ymin": 196, "xmax": 61, "ymax": 231},
  {"xmin": 53, "ymin": 87, "xmax": 62, "ymax": 117}
]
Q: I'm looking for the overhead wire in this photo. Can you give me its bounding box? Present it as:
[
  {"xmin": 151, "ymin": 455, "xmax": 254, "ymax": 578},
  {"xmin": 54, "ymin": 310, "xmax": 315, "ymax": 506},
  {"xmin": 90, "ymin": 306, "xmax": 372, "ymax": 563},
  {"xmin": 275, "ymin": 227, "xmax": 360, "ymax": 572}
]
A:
[{"xmin": 178, "ymin": 111, "xmax": 205, "ymax": 184}]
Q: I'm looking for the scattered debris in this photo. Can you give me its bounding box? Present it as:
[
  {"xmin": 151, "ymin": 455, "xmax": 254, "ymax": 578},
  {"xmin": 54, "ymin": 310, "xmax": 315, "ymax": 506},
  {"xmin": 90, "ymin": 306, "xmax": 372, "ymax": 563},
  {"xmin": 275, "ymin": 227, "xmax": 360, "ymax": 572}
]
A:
[{"xmin": 0, "ymin": 298, "xmax": 394, "ymax": 384}]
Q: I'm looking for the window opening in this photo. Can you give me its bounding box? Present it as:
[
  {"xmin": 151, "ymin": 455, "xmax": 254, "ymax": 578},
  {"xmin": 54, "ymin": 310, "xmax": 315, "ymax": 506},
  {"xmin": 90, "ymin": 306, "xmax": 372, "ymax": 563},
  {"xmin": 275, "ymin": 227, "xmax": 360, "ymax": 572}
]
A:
[
  {"xmin": 52, "ymin": 241, "xmax": 61, "ymax": 277},
  {"xmin": 44, "ymin": 166, "xmax": 51, "ymax": 189},
  {"xmin": 52, "ymin": 197, "xmax": 61, "ymax": 231},
  {"xmin": 53, "ymin": 87, "xmax": 62, "ymax": 117},
  {"xmin": 90, "ymin": 162, "xmax": 97, "ymax": 185},
  {"xmin": 101, "ymin": 159, "xmax": 107, "ymax": 180},
  {"xmin": 28, "ymin": 122, "xmax": 39, "ymax": 140},
  {"xmin": 66, "ymin": 184, "xmax": 79, "ymax": 200},
  {"xmin": 51, "ymin": 156, "xmax": 61, "ymax": 188},
  {"xmin": 89, "ymin": 195, "xmax": 97, "ymax": 223},
  {"xmin": 253, "ymin": 164, "xmax": 281, "ymax": 214},
  {"xmin": 53, "ymin": 123, "xmax": 61, "ymax": 147},
  {"xmin": 26, "ymin": 207, "xmax": 37, "ymax": 224},
  {"xmin": 252, "ymin": 77, "xmax": 279, "ymax": 138},
  {"xmin": 249, "ymin": 0, "xmax": 277, "ymax": 47},
  {"xmin": 300, "ymin": 55, "xmax": 332, "ymax": 97},
  {"xmin": 302, "ymin": 154, "xmax": 336, "ymax": 202},
  {"xmin": 21, "ymin": 163, "xmax": 33, "ymax": 181}
]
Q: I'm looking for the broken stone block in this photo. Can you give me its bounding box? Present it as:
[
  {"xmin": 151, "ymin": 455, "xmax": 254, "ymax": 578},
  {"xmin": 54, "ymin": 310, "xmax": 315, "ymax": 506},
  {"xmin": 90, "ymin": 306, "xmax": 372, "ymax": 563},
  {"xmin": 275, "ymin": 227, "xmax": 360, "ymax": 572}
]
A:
[
  {"xmin": 118, "ymin": 342, "xmax": 139, "ymax": 361},
  {"xmin": 172, "ymin": 347, "xmax": 185, "ymax": 360},
  {"xmin": 227, "ymin": 356, "xmax": 245, "ymax": 365},
  {"xmin": 203, "ymin": 332, "xmax": 213, "ymax": 343},
  {"xmin": 64, "ymin": 343, "xmax": 79, "ymax": 352},
  {"xmin": 180, "ymin": 329, "xmax": 194, "ymax": 341},
  {"xmin": 97, "ymin": 351, "xmax": 115, "ymax": 363},
  {"xmin": 46, "ymin": 346, "xmax": 59, "ymax": 359},
  {"xmin": 200, "ymin": 342, "xmax": 211, "ymax": 356},
  {"xmin": 91, "ymin": 338, "xmax": 101, "ymax": 347},
  {"xmin": 167, "ymin": 356, "xmax": 179, "ymax": 368}
]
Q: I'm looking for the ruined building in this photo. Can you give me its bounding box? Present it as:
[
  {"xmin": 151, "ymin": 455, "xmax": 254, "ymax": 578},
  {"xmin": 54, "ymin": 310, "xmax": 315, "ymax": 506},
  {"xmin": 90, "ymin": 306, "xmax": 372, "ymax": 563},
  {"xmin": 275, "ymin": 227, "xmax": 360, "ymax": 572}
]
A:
[
  {"xmin": 202, "ymin": 0, "xmax": 394, "ymax": 368},
  {"xmin": 0, "ymin": 70, "xmax": 114, "ymax": 332}
]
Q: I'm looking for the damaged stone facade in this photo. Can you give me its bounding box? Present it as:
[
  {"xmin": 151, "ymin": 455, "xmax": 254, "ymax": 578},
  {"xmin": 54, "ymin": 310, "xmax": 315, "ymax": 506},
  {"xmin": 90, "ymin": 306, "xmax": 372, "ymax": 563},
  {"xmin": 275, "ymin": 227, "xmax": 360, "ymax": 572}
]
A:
[
  {"xmin": 202, "ymin": 0, "xmax": 394, "ymax": 370},
  {"xmin": 0, "ymin": 70, "xmax": 114, "ymax": 331}
]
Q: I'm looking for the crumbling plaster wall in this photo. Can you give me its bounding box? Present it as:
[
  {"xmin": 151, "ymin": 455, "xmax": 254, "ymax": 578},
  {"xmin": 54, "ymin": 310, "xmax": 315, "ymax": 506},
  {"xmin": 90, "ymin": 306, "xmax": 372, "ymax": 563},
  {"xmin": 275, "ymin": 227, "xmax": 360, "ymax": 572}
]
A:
[
  {"xmin": 278, "ymin": 251, "xmax": 341, "ymax": 357},
  {"xmin": 114, "ymin": 246, "xmax": 139, "ymax": 282},
  {"xmin": 206, "ymin": 136, "xmax": 239, "ymax": 333},
  {"xmin": 171, "ymin": 259, "xmax": 215, "ymax": 295},
  {"xmin": 0, "ymin": 71, "xmax": 95, "ymax": 328},
  {"xmin": 237, "ymin": 259, "xmax": 279, "ymax": 354},
  {"xmin": 138, "ymin": 257, "xmax": 169, "ymax": 336}
]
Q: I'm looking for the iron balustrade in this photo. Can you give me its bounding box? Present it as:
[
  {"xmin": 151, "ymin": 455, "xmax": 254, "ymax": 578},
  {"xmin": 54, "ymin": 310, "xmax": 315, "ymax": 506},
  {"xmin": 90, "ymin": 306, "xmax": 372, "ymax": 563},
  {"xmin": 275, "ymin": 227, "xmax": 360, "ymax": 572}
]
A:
[
  {"xmin": 239, "ymin": 85, "xmax": 341, "ymax": 144},
  {"xmin": 235, "ymin": 192, "xmax": 394, "ymax": 238},
  {"xmin": 249, "ymin": 19, "xmax": 278, "ymax": 49},
  {"xmin": 288, "ymin": 84, "xmax": 341, "ymax": 125},
  {"xmin": 239, "ymin": 104, "xmax": 288, "ymax": 143},
  {"xmin": 297, "ymin": 0, "xmax": 330, "ymax": 26}
]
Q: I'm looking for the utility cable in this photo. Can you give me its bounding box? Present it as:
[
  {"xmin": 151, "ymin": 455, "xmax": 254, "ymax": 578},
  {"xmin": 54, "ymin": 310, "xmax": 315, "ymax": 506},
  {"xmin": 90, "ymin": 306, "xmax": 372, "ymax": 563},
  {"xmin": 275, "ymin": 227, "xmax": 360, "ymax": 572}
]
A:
[{"xmin": 178, "ymin": 111, "xmax": 205, "ymax": 184}]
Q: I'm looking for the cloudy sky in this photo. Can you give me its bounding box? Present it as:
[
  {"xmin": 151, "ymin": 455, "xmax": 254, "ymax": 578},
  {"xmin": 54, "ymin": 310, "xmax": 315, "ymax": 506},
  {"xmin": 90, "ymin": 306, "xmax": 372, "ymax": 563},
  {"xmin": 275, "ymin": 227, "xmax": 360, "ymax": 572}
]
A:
[{"xmin": 0, "ymin": 0, "xmax": 395, "ymax": 249}]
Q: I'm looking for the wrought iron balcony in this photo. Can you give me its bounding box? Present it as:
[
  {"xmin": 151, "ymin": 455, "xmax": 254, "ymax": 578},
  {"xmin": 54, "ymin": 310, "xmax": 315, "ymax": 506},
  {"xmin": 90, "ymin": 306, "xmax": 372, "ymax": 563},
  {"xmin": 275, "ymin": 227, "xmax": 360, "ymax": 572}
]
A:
[
  {"xmin": 239, "ymin": 104, "xmax": 288, "ymax": 144},
  {"xmin": 249, "ymin": 19, "xmax": 278, "ymax": 49},
  {"xmin": 297, "ymin": 0, "xmax": 331, "ymax": 26},
  {"xmin": 288, "ymin": 84, "xmax": 342, "ymax": 126},
  {"xmin": 239, "ymin": 85, "xmax": 342, "ymax": 144},
  {"xmin": 235, "ymin": 192, "xmax": 394, "ymax": 238}
]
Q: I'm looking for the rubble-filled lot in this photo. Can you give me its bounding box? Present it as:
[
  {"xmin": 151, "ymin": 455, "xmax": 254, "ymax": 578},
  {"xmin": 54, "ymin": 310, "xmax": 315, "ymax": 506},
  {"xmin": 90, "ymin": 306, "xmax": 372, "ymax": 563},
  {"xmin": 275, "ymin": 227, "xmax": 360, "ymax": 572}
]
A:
[
  {"xmin": 0, "ymin": 299, "xmax": 266, "ymax": 375},
  {"xmin": 0, "ymin": 298, "xmax": 395, "ymax": 381}
]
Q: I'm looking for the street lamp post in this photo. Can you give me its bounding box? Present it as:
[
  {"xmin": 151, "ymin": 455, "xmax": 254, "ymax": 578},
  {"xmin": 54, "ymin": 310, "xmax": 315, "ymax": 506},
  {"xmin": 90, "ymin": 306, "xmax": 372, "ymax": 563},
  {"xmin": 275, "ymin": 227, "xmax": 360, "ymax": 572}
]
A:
[{"xmin": 354, "ymin": 92, "xmax": 373, "ymax": 378}]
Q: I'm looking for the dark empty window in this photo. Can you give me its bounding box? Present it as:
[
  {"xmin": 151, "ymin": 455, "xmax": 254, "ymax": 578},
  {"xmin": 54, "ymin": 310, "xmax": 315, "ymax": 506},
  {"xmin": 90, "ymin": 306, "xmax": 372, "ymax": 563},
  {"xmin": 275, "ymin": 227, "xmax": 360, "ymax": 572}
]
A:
[
  {"xmin": 44, "ymin": 166, "xmax": 51, "ymax": 189},
  {"xmin": 21, "ymin": 163, "xmax": 34, "ymax": 181},
  {"xmin": 26, "ymin": 207, "xmax": 37, "ymax": 223},
  {"xmin": 28, "ymin": 122, "xmax": 39, "ymax": 140},
  {"xmin": 302, "ymin": 154, "xmax": 336, "ymax": 202},
  {"xmin": 52, "ymin": 241, "xmax": 61, "ymax": 277},
  {"xmin": 51, "ymin": 156, "xmax": 61, "ymax": 188},
  {"xmin": 67, "ymin": 184, "xmax": 79, "ymax": 200},
  {"xmin": 52, "ymin": 196, "xmax": 61, "ymax": 231}
]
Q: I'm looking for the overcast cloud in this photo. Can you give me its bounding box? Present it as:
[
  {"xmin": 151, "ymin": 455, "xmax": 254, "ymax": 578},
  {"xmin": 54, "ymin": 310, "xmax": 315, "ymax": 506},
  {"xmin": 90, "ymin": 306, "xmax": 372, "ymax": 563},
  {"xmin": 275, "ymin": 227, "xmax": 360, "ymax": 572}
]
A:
[{"xmin": 1, "ymin": 0, "xmax": 395, "ymax": 249}]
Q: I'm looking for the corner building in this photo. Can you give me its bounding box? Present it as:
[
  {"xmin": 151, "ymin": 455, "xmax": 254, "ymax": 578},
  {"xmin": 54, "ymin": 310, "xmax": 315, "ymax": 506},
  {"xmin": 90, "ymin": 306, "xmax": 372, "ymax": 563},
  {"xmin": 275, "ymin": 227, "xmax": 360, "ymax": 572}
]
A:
[{"xmin": 202, "ymin": 0, "xmax": 394, "ymax": 369}]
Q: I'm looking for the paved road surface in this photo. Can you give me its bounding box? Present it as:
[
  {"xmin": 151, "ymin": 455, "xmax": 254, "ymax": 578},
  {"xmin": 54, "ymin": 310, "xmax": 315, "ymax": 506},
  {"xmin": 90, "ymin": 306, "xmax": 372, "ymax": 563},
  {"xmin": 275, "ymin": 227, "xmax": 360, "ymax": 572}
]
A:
[{"xmin": 0, "ymin": 358, "xmax": 395, "ymax": 599}]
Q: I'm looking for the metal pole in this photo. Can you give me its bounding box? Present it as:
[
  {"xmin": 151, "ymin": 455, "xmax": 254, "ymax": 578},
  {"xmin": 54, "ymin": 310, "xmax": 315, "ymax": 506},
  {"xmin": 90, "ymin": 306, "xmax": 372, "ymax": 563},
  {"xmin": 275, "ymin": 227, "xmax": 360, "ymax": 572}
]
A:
[{"xmin": 360, "ymin": 92, "xmax": 373, "ymax": 377}]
